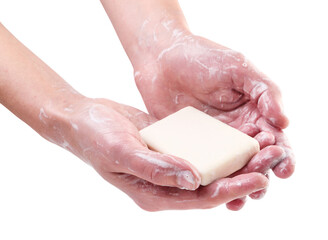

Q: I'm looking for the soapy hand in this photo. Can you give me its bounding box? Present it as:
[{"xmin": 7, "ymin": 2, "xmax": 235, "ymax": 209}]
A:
[
  {"xmin": 40, "ymin": 98, "xmax": 268, "ymax": 211},
  {"xmin": 41, "ymin": 98, "xmax": 202, "ymax": 190},
  {"xmin": 133, "ymin": 32, "xmax": 295, "ymax": 210}
]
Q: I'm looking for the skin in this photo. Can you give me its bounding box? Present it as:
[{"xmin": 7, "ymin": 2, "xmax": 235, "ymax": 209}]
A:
[
  {"xmin": 101, "ymin": 0, "xmax": 295, "ymax": 210},
  {"xmin": 0, "ymin": 23, "xmax": 269, "ymax": 211}
]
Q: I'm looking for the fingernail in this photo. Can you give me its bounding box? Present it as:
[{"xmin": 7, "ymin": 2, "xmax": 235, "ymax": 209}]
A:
[
  {"xmin": 250, "ymin": 189, "xmax": 267, "ymax": 200},
  {"xmin": 176, "ymin": 170, "xmax": 200, "ymax": 190}
]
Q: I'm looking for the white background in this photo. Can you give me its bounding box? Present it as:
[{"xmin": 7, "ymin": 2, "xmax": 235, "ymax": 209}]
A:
[{"xmin": 0, "ymin": 0, "xmax": 327, "ymax": 239}]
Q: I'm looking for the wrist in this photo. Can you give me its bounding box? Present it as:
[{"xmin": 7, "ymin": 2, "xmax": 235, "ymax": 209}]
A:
[
  {"xmin": 130, "ymin": 16, "xmax": 191, "ymax": 69},
  {"xmin": 37, "ymin": 92, "xmax": 87, "ymax": 145},
  {"xmin": 101, "ymin": 0, "xmax": 191, "ymax": 69}
]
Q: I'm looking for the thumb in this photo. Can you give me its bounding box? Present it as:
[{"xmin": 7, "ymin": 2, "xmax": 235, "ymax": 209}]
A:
[
  {"xmin": 241, "ymin": 65, "xmax": 289, "ymax": 129},
  {"xmin": 120, "ymin": 146, "xmax": 201, "ymax": 190},
  {"xmin": 257, "ymin": 84, "xmax": 289, "ymax": 129}
]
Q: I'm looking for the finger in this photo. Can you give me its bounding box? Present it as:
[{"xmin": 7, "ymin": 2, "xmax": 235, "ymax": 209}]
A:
[
  {"xmin": 257, "ymin": 87, "xmax": 289, "ymax": 129},
  {"xmin": 249, "ymin": 188, "xmax": 267, "ymax": 200},
  {"xmin": 238, "ymin": 62, "xmax": 289, "ymax": 129},
  {"xmin": 229, "ymin": 145, "xmax": 278, "ymax": 203},
  {"xmin": 271, "ymin": 131, "xmax": 295, "ymax": 178},
  {"xmin": 226, "ymin": 197, "xmax": 247, "ymax": 211},
  {"xmin": 257, "ymin": 118, "xmax": 295, "ymax": 178},
  {"xmin": 254, "ymin": 131, "xmax": 275, "ymax": 149},
  {"xmin": 221, "ymin": 114, "xmax": 274, "ymax": 206},
  {"xmin": 225, "ymin": 128, "xmax": 266, "ymax": 206},
  {"xmin": 228, "ymin": 146, "xmax": 279, "ymax": 201},
  {"xmin": 119, "ymin": 146, "xmax": 201, "ymax": 190},
  {"xmin": 110, "ymin": 172, "xmax": 268, "ymax": 211},
  {"xmin": 238, "ymin": 123, "xmax": 261, "ymax": 137},
  {"xmin": 249, "ymin": 172, "xmax": 270, "ymax": 199},
  {"xmin": 227, "ymin": 181, "xmax": 269, "ymax": 206},
  {"xmin": 248, "ymin": 145, "xmax": 286, "ymax": 173},
  {"xmin": 232, "ymin": 145, "xmax": 285, "ymax": 177},
  {"xmin": 273, "ymin": 148, "xmax": 295, "ymax": 179},
  {"xmin": 207, "ymin": 173, "xmax": 268, "ymax": 206}
]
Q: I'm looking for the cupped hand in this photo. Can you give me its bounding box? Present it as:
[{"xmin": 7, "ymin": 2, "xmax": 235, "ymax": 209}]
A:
[
  {"xmin": 134, "ymin": 33, "xmax": 295, "ymax": 210},
  {"xmin": 41, "ymin": 97, "xmax": 268, "ymax": 211}
]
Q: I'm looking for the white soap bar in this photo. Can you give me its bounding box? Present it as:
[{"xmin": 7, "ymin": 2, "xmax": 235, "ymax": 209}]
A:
[{"xmin": 139, "ymin": 106, "xmax": 260, "ymax": 186}]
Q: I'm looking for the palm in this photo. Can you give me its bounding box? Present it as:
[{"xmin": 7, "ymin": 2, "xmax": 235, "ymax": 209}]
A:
[
  {"xmin": 135, "ymin": 34, "xmax": 295, "ymax": 182},
  {"xmin": 62, "ymin": 98, "xmax": 268, "ymax": 211}
]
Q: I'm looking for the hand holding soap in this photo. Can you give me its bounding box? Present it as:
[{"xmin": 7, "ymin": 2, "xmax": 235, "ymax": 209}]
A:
[{"xmin": 139, "ymin": 107, "xmax": 260, "ymax": 186}]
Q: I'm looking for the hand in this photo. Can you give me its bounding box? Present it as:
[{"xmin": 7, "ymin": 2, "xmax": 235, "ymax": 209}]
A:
[
  {"xmin": 0, "ymin": 23, "xmax": 268, "ymax": 211},
  {"xmin": 133, "ymin": 32, "xmax": 295, "ymax": 210},
  {"xmin": 100, "ymin": 0, "xmax": 293, "ymax": 210},
  {"xmin": 40, "ymin": 97, "xmax": 268, "ymax": 211}
]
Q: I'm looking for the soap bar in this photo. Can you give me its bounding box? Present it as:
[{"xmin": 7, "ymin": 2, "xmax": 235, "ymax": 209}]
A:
[{"xmin": 139, "ymin": 106, "xmax": 260, "ymax": 186}]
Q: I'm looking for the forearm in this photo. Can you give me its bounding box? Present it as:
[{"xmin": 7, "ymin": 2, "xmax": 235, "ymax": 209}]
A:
[
  {"xmin": 0, "ymin": 23, "xmax": 85, "ymax": 139},
  {"xmin": 100, "ymin": 0, "xmax": 190, "ymax": 67}
]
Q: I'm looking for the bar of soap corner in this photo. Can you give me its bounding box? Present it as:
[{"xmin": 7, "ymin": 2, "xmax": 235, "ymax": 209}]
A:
[{"xmin": 139, "ymin": 106, "xmax": 260, "ymax": 186}]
